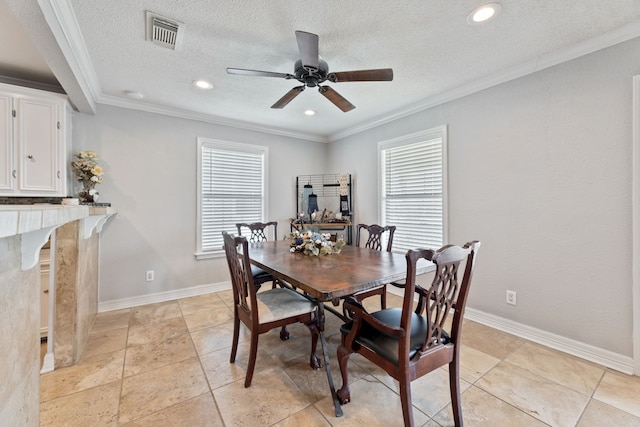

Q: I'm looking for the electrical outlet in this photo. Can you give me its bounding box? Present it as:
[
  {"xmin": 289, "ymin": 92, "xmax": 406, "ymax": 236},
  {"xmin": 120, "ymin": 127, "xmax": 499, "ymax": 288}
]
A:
[
  {"xmin": 506, "ymin": 290, "xmax": 517, "ymax": 305},
  {"xmin": 146, "ymin": 270, "xmax": 154, "ymax": 282}
]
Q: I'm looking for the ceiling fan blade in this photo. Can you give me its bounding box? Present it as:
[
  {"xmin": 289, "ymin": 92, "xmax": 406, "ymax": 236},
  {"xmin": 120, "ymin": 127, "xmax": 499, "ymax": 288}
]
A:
[
  {"xmin": 328, "ymin": 68, "xmax": 394, "ymax": 83},
  {"xmin": 318, "ymin": 86, "xmax": 355, "ymax": 112},
  {"xmin": 295, "ymin": 31, "xmax": 319, "ymax": 71},
  {"xmin": 271, "ymin": 86, "xmax": 305, "ymax": 109},
  {"xmin": 227, "ymin": 68, "xmax": 294, "ymax": 79}
]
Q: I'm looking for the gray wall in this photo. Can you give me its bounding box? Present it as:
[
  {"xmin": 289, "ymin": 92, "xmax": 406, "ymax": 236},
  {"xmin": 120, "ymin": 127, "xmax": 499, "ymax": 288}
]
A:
[
  {"xmin": 74, "ymin": 36, "xmax": 639, "ymax": 359},
  {"xmin": 328, "ymin": 37, "xmax": 640, "ymax": 357},
  {"xmin": 72, "ymin": 105, "xmax": 328, "ymax": 302}
]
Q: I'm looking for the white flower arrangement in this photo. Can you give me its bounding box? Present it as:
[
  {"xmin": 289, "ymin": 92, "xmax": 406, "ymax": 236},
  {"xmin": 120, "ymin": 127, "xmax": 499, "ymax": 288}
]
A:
[
  {"xmin": 71, "ymin": 150, "xmax": 104, "ymax": 202},
  {"xmin": 289, "ymin": 230, "xmax": 345, "ymax": 256}
]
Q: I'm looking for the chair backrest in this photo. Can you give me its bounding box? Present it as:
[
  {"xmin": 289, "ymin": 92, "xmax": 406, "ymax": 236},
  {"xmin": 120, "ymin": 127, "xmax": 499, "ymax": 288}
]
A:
[
  {"xmin": 223, "ymin": 232, "xmax": 259, "ymax": 324},
  {"xmin": 236, "ymin": 221, "xmax": 278, "ymax": 243},
  {"xmin": 402, "ymin": 241, "xmax": 480, "ymax": 360},
  {"xmin": 355, "ymin": 224, "xmax": 396, "ymax": 252}
]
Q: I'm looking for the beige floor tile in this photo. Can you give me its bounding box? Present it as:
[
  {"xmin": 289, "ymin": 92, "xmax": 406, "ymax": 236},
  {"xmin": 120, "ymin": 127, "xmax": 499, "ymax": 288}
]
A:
[
  {"xmin": 213, "ymin": 367, "xmax": 312, "ymax": 426},
  {"xmin": 200, "ymin": 341, "xmax": 284, "ymax": 390},
  {"xmin": 80, "ymin": 326, "xmax": 128, "ymax": 360},
  {"xmin": 460, "ymin": 321, "xmax": 526, "ymax": 360},
  {"xmin": 178, "ymin": 292, "xmax": 228, "ymax": 315},
  {"xmin": 476, "ymin": 361, "xmax": 589, "ymax": 426},
  {"xmin": 40, "ymin": 380, "xmax": 121, "ymax": 427},
  {"xmin": 433, "ymin": 385, "xmax": 548, "ymax": 427},
  {"xmin": 283, "ymin": 346, "xmax": 369, "ymax": 405},
  {"xmin": 577, "ymin": 398, "xmax": 640, "ymax": 426},
  {"xmin": 90, "ymin": 308, "xmax": 131, "ymax": 333},
  {"xmin": 129, "ymin": 300, "xmax": 183, "ymax": 327},
  {"xmin": 504, "ymin": 342, "xmax": 605, "ymax": 395},
  {"xmin": 120, "ymin": 392, "xmax": 224, "ymax": 427},
  {"xmin": 40, "ymin": 349, "xmax": 125, "ymax": 402},
  {"xmin": 261, "ymin": 327, "xmax": 320, "ymax": 363},
  {"xmin": 123, "ymin": 333, "xmax": 197, "ymax": 377},
  {"xmin": 457, "ymin": 344, "xmax": 501, "ymax": 383},
  {"xmin": 374, "ymin": 367, "xmax": 472, "ymax": 418},
  {"xmin": 183, "ymin": 305, "xmax": 234, "ymax": 332},
  {"xmin": 126, "ymin": 315, "xmax": 188, "ymax": 347},
  {"xmin": 38, "ymin": 289, "xmax": 640, "ymax": 427},
  {"xmin": 217, "ymin": 289, "xmax": 235, "ymax": 307},
  {"xmin": 190, "ymin": 320, "xmax": 249, "ymax": 356},
  {"xmin": 272, "ymin": 405, "xmax": 332, "ymax": 427},
  {"xmin": 118, "ymin": 357, "xmax": 209, "ymax": 424},
  {"xmin": 315, "ymin": 374, "xmax": 430, "ymax": 427},
  {"xmin": 593, "ymin": 370, "xmax": 640, "ymax": 418}
]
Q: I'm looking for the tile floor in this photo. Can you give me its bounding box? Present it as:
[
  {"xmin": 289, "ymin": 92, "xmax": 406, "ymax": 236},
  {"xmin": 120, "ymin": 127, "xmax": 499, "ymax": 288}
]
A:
[{"xmin": 40, "ymin": 291, "xmax": 640, "ymax": 426}]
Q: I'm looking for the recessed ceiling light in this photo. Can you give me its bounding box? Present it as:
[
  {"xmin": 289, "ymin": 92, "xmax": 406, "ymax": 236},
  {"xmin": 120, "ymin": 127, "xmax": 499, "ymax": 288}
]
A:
[
  {"xmin": 124, "ymin": 90, "xmax": 144, "ymax": 99},
  {"xmin": 467, "ymin": 3, "xmax": 502, "ymax": 24},
  {"xmin": 193, "ymin": 79, "xmax": 213, "ymax": 90},
  {"xmin": 304, "ymin": 109, "xmax": 316, "ymax": 116}
]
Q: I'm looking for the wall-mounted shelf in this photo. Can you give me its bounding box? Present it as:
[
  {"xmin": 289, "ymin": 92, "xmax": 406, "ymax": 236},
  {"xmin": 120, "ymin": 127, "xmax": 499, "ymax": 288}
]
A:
[{"xmin": 294, "ymin": 174, "xmax": 353, "ymax": 244}]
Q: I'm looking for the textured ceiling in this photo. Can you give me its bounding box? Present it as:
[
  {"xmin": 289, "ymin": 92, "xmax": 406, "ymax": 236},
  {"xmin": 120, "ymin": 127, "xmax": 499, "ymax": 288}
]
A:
[{"xmin": 4, "ymin": 0, "xmax": 640, "ymax": 141}]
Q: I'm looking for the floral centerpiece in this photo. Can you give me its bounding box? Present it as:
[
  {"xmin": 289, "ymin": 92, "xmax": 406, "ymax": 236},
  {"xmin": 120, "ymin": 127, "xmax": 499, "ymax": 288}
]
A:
[
  {"xmin": 71, "ymin": 150, "xmax": 103, "ymax": 203},
  {"xmin": 289, "ymin": 230, "xmax": 345, "ymax": 256}
]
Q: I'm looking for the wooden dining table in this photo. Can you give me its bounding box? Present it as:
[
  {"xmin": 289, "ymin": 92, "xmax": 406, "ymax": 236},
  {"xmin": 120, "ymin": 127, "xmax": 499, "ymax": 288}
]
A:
[{"xmin": 248, "ymin": 240, "xmax": 435, "ymax": 417}]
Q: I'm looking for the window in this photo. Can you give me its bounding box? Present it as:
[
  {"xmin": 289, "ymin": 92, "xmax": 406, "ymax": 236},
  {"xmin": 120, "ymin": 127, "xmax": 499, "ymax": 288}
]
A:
[
  {"xmin": 196, "ymin": 138, "xmax": 267, "ymax": 258},
  {"xmin": 379, "ymin": 126, "xmax": 447, "ymax": 253}
]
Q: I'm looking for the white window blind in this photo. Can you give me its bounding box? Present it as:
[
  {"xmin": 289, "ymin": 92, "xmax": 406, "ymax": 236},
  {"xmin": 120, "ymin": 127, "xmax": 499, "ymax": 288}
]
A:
[
  {"xmin": 380, "ymin": 127, "xmax": 447, "ymax": 253},
  {"xmin": 197, "ymin": 139, "xmax": 266, "ymax": 257}
]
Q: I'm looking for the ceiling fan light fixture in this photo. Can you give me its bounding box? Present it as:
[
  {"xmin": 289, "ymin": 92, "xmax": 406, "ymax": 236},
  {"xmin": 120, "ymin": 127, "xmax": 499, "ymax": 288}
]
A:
[
  {"xmin": 467, "ymin": 3, "xmax": 502, "ymax": 24},
  {"xmin": 193, "ymin": 80, "xmax": 213, "ymax": 90}
]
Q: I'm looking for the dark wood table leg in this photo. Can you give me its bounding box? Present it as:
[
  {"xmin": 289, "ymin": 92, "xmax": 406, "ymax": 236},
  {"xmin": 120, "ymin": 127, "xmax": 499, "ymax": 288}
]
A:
[{"xmin": 316, "ymin": 302, "xmax": 344, "ymax": 417}]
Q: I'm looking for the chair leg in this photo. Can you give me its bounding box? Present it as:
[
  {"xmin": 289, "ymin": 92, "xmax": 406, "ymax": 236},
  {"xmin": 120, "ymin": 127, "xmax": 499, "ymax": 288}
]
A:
[
  {"xmin": 279, "ymin": 326, "xmax": 290, "ymax": 340},
  {"xmin": 380, "ymin": 285, "xmax": 387, "ymax": 309},
  {"xmin": 244, "ymin": 332, "xmax": 259, "ymax": 388},
  {"xmin": 449, "ymin": 358, "xmax": 463, "ymax": 427},
  {"xmin": 305, "ymin": 320, "xmax": 321, "ymax": 369},
  {"xmin": 398, "ymin": 378, "xmax": 414, "ymax": 427},
  {"xmin": 336, "ymin": 344, "xmax": 352, "ymax": 404},
  {"xmin": 230, "ymin": 312, "xmax": 240, "ymax": 363}
]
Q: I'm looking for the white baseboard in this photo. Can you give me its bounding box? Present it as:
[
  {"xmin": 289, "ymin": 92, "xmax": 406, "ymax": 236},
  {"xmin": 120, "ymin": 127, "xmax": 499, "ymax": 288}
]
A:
[
  {"xmin": 386, "ymin": 287, "xmax": 634, "ymax": 375},
  {"xmin": 98, "ymin": 281, "xmax": 232, "ymax": 312},
  {"xmin": 40, "ymin": 353, "xmax": 54, "ymax": 374}
]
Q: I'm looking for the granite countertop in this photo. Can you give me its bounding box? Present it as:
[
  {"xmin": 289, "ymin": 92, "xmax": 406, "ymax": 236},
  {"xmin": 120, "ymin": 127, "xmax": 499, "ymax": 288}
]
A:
[{"xmin": 0, "ymin": 205, "xmax": 117, "ymax": 239}]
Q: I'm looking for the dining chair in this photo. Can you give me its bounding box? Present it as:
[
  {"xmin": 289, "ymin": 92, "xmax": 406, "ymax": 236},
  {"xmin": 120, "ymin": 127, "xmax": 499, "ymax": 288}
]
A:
[
  {"xmin": 223, "ymin": 232, "xmax": 321, "ymax": 387},
  {"xmin": 236, "ymin": 221, "xmax": 292, "ymax": 340},
  {"xmin": 236, "ymin": 222, "xmax": 281, "ymax": 289},
  {"xmin": 336, "ymin": 241, "xmax": 481, "ymax": 427},
  {"xmin": 352, "ymin": 223, "xmax": 396, "ymax": 309}
]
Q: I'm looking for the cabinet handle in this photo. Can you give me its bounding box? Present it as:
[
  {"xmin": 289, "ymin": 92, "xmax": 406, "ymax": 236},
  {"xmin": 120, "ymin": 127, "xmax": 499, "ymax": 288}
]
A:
[
  {"xmin": 27, "ymin": 155, "xmax": 34, "ymax": 160},
  {"xmin": 12, "ymin": 170, "xmax": 17, "ymax": 178},
  {"xmin": 57, "ymin": 171, "xmax": 61, "ymax": 179}
]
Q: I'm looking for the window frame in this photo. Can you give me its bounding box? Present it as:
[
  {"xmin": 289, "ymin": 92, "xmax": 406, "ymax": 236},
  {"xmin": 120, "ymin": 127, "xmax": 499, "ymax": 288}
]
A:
[
  {"xmin": 195, "ymin": 137, "xmax": 268, "ymax": 259},
  {"xmin": 378, "ymin": 126, "xmax": 448, "ymax": 253}
]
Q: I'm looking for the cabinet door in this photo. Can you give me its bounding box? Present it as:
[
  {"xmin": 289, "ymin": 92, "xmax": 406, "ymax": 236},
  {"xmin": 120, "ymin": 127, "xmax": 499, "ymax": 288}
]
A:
[
  {"xmin": 0, "ymin": 94, "xmax": 13, "ymax": 192},
  {"xmin": 16, "ymin": 96, "xmax": 60, "ymax": 194}
]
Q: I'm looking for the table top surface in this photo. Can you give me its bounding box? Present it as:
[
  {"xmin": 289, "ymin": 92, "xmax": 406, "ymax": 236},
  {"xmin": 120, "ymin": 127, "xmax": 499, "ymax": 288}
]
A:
[{"xmin": 247, "ymin": 240, "xmax": 434, "ymax": 301}]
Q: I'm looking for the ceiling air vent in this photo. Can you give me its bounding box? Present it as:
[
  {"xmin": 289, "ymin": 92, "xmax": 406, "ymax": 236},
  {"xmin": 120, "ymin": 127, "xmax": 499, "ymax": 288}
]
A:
[{"xmin": 146, "ymin": 11, "xmax": 184, "ymax": 50}]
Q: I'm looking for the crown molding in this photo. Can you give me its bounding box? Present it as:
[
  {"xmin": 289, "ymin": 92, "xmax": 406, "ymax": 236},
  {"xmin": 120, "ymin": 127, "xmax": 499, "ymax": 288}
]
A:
[
  {"xmin": 329, "ymin": 21, "xmax": 640, "ymax": 142},
  {"xmin": 0, "ymin": 75, "xmax": 65, "ymax": 94},
  {"xmin": 96, "ymin": 94, "xmax": 328, "ymax": 143}
]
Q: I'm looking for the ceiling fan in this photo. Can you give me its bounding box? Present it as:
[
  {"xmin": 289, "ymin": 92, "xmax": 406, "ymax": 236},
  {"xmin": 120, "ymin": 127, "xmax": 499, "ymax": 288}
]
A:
[{"xmin": 226, "ymin": 31, "xmax": 393, "ymax": 112}]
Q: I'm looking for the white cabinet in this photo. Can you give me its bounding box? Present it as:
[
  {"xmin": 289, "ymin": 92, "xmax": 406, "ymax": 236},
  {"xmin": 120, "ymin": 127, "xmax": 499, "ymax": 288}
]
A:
[{"xmin": 0, "ymin": 83, "xmax": 68, "ymax": 197}]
